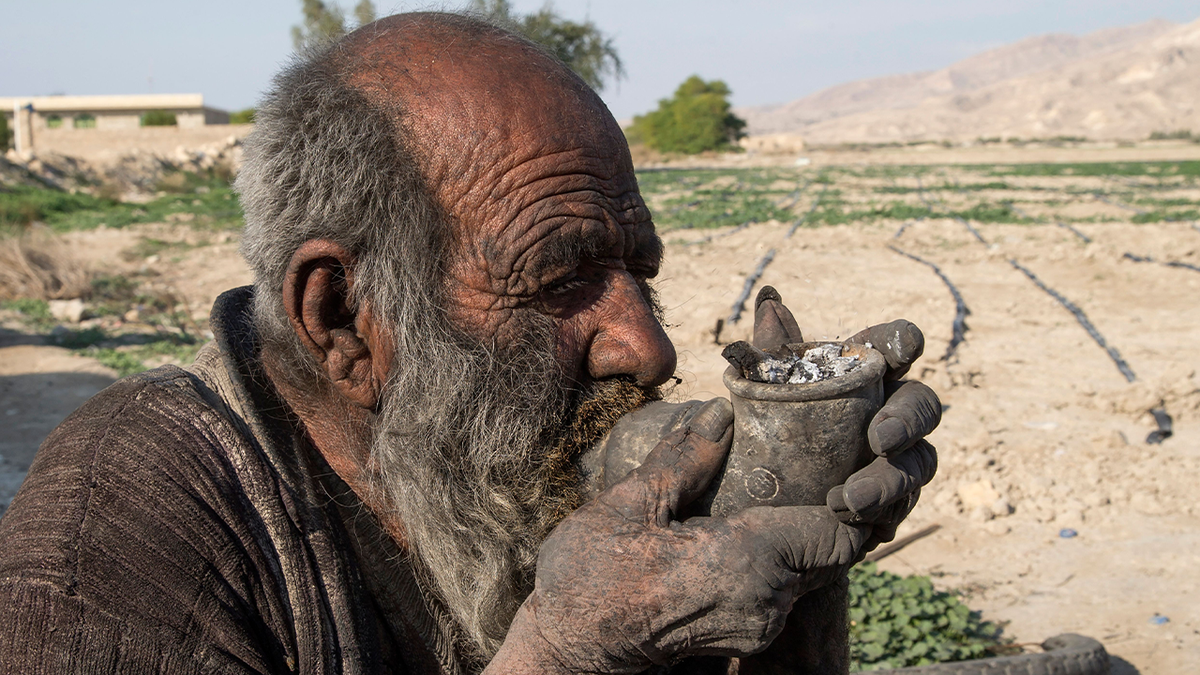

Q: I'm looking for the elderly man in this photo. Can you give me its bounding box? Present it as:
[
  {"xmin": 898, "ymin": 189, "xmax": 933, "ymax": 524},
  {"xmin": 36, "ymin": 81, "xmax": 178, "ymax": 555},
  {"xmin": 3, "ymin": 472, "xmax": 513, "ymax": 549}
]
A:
[{"xmin": 0, "ymin": 12, "xmax": 939, "ymax": 674}]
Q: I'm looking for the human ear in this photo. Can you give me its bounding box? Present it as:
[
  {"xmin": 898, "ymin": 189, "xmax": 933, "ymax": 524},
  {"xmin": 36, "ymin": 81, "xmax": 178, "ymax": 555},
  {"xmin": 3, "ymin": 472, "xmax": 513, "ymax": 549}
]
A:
[{"xmin": 281, "ymin": 239, "xmax": 390, "ymax": 410}]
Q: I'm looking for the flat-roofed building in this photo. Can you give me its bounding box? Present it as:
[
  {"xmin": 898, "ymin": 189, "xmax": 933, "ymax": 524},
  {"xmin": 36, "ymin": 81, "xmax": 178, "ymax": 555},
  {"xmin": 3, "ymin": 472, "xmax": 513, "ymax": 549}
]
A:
[
  {"xmin": 3, "ymin": 94, "xmax": 238, "ymax": 159},
  {"xmin": 2, "ymin": 93, "xmax": 229, "ymax": 132}
]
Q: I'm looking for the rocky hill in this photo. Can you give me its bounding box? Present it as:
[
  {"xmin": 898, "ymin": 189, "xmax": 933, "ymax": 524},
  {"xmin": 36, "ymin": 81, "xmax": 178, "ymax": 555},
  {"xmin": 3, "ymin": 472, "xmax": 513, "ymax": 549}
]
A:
[{"xmin": 739, "ymin": 18, "xmax": 1200, "ymax": 143}]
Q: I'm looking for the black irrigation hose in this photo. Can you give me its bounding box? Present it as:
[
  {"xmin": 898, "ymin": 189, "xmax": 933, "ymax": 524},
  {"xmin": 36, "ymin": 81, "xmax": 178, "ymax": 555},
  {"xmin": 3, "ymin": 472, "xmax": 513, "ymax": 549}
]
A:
[
  {"xmin": 787, "ymin": 184, "xmax": 829, "ymax": 239},
  {"xmin": 1122, "ymin": 252, "xmax": 1200, "ymax": 274},
  {"xmin": 896, "ymin": 176, "xmax": 935, "ymax": 239},
  {"xmin": 893, "ymin": 218, "xmax": 922, "ymax": 238},
  {"xmin": 888, "ymin": 246, "xmax": 970, "ymax": 362},
  {"xmin": 932, "ymin": 180, "xmax": 988, "ymax": 245},
  {"xmin": 1007, "ymin": 259, "xmax": 1137, "ymax": 383},
  {"xmin": 954, "ymin": 216, "xmax": 988, "ymax": 245},
  {"xmin": 726, "ymin": 249, "xmax": 776, "ymax": 325},
  {"xmin": 776, "ymin": 178, "xmax": 812, "ymax": 211},
  {"xmin": 1007, "ymin": 204, "xmax": 1092, "ymax": 244},
  {"xmin": 1093, "ymin": 192, "xmax": 1148, "ymax": 215},
  {"xmin": 727, "ymin": 183, "xmax": 829, "ymax": 326}
]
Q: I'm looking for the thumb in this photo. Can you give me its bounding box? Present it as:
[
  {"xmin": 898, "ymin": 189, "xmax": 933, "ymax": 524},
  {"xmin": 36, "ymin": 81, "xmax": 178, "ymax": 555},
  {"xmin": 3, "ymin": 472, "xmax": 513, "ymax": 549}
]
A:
[
  {"xmin": 600, "ymin": 397, "xmax": 733, "ymax": 527},
  {"xmin": 753, "ymin": 286, "xmax": 804, "ymax": 351}
]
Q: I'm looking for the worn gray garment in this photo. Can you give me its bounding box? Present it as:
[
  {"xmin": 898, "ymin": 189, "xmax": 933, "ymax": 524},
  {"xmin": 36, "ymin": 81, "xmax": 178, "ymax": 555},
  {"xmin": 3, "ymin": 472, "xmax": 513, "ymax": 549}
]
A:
[{"xmin": 0, "ymin": 286, "xmax": 468, "ymax": 674}]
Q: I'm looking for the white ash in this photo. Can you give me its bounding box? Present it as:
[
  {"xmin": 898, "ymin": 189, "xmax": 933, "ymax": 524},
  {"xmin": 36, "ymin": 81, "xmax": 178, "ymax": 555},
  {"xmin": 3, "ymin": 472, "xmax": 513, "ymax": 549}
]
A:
[{"xmin": 747, "ymin": 344, "xmax": 862, "ymax": 384}]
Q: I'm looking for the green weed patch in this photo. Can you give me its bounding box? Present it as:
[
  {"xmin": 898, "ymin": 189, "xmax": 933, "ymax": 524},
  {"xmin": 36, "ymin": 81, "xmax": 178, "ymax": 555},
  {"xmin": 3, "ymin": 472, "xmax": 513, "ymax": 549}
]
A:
[
  {"xmin": 985, "ymin": 161, "xmax": 1200, "ymax": 178},
  {"xmin": 0, "ymin": 171, "xmax": 244, "ymax": 235},
  {"xmin": 849, "ymin": 563, "xmax": 1013, "ymax": 671}
]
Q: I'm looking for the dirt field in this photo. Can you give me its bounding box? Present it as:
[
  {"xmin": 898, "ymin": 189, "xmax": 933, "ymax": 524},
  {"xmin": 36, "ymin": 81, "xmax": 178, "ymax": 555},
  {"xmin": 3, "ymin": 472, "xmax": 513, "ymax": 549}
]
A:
[{"xmin": 3, "ymin": 147, "xmax": 1199, "ymax": 673}]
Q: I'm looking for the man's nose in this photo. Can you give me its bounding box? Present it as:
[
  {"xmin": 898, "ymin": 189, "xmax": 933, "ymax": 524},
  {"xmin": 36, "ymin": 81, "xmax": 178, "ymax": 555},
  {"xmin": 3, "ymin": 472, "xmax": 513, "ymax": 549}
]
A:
[{"xmin": 586, "ymin": 273, "xmax": 677, "ymax": 387}]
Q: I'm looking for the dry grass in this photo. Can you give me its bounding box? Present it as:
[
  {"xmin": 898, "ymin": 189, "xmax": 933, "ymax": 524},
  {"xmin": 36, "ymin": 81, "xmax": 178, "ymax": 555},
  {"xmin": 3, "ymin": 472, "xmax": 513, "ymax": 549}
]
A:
[{"xmin": 0, "ymin": 229, "xmax": 92, "ymax": 301}]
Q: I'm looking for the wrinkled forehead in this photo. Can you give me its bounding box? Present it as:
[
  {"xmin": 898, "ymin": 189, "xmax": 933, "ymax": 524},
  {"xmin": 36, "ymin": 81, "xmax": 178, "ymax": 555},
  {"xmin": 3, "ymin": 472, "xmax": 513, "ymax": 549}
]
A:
[{"xmin": 339, "ymin": 15, "xmax": 630, "ymax": 194}]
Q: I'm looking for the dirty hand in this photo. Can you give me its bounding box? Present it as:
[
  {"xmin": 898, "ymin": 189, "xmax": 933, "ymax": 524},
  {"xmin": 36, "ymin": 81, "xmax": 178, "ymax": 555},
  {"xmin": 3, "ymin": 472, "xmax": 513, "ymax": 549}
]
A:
[
  {"xmin": 487, "ymin": 398, "xmax": 874, "ymax": 674},
  {"xmin": 753, "ymin": 285, "xmax": 941, "ymax": 549}
]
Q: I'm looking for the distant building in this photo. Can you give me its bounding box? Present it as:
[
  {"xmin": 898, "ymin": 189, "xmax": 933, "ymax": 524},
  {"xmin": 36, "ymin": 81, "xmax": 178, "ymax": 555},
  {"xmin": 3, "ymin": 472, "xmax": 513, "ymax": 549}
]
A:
[
  {"xmin": 3, "ymin": 94, "xmax": 235, "ymax": 158},
  {"xmin": 2, "ymin": 94, "xmax": 229, "ymax": 132}
]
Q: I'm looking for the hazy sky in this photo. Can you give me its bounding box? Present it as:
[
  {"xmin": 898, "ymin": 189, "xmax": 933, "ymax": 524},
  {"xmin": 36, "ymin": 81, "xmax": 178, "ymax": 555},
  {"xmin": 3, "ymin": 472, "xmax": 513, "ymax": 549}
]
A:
[{"xmin": 2, "ymin": 1, "xmax": 1197, "ymax": 120}]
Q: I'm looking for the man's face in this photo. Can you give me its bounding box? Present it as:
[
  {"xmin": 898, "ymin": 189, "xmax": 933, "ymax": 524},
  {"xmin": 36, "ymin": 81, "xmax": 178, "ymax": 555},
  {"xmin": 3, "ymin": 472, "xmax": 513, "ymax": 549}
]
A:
[
  {"xmin": 384, "ymin": 37, "xmax": 678, "ymax": 389},
  {"xmin": 347, "ymin": 24, "xmax": 678, "ymax": 659}
]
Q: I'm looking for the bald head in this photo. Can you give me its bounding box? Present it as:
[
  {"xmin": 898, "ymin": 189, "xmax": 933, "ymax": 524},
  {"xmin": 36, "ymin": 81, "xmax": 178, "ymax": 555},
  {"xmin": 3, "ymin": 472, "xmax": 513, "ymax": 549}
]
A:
[{"xmin": 332, "ymin": 13, "xmax": 629, "ymax": 225}]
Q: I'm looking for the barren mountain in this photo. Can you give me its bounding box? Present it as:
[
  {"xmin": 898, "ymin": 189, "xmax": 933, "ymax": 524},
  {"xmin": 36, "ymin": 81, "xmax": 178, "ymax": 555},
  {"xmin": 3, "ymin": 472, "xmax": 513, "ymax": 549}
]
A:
[{"xmin": 740, "ymin": 18, "xmax": 1200, "ymax": 143}]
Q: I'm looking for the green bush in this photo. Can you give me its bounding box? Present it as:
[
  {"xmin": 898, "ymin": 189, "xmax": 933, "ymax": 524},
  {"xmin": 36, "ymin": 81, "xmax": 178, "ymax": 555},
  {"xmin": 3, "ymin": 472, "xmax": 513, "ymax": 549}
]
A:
[
  {"xmin": 628, "ymin": 76, "xmax": 746, "ymax": 155},
  {"xmin": 2, "ymin": 114, "xmax": 12, "ymax": 148},
  {"xmin": 229, "ymin": 108, "xmax": 256, "ymax": 124},
  {"xmin": 0, "ymin": 186, "xmax": 113, "ymax": 229},
  {"xmin": 141, "ymin": 110, "xmax": 177, "ymax": 127},
  {"xmin": 849, "ymin": 563, "xmax": 1012, "ymax": 670},
  {"xmin": 1149, "ymin": 130, "xmax": 1192, "ymax": 141}
]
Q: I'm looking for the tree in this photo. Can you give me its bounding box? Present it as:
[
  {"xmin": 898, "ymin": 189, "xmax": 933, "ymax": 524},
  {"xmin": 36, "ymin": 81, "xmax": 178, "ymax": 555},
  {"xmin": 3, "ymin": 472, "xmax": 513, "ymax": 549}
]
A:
[
  {"xmin": 627, "ymin": 76, "xmax": 747, "ymax": 154},
  {"xmin": 292, "ymin": 0, "xmax": 376, "ymax": 51},
  {"xmin": 353, "ymin": 0, "xmax": 376, "ymax": 26},
  {"xmin": 469, "ymin": 0, "xmax": 624, "ymax": 92},
  {"xmin": 230, "ymin": 108, "xmax": 256, "ymax": 124}
]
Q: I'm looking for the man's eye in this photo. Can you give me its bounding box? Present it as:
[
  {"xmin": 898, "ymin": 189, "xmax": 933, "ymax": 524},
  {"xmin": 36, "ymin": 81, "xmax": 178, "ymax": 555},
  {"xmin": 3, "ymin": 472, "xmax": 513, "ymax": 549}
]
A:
[{"xmin": 545, "ymin": 275, "xmax": 591, "ymax": 296}]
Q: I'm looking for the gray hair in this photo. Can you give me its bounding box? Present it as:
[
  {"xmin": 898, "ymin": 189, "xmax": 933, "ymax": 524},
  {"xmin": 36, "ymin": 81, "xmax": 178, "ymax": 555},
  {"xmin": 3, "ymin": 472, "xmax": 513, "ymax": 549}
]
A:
[{"xmin": 235, "ymin": 37, "xmax": 449, "ymax": 395}]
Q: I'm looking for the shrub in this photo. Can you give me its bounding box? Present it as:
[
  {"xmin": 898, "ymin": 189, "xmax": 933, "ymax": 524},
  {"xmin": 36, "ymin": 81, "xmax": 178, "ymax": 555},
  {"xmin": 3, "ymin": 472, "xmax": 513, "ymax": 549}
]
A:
[
  {"xmin": 1149, "ymin": 130, "xmax": 1192, "ymax": 141},
  {"xmin": 628, "ymin": 76, "xmax": 747, "ymax": 155},
  {"xmin": 229, "ymin": 108, "xmax": 256, "ymax": 124},
  {"xmin": 141, "ymin": 110, "xmax": 177, "ymax": 127},
  {"xmin": 0, "ymin": 114, "xmax": 10, "ymax": 148},
  {"xmin": 849, "ymin": 563, "xmax": 1013, "ymax": 671}
]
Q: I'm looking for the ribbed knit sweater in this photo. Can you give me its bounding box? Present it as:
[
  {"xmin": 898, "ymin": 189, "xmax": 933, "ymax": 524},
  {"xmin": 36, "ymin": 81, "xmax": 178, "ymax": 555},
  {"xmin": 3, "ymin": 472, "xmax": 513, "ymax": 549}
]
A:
[{"xmin": 0, "ymin": 287, "xmax": 465, "ymax": 674}]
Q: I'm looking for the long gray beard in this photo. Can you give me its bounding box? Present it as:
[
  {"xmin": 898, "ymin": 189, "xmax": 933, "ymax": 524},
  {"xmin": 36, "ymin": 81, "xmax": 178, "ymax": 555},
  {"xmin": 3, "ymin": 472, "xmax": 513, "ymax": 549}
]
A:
[{"xmin": 367, "ymin": 318, "xmax": 658, "ymax": 663}]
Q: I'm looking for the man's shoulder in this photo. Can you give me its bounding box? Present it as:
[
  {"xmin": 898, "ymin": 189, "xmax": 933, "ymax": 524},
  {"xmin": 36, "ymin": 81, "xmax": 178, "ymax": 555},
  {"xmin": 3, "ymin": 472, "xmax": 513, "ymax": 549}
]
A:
[{"xmin": 0, "ymin": 364, "xmax": 263, "ymax": 591}]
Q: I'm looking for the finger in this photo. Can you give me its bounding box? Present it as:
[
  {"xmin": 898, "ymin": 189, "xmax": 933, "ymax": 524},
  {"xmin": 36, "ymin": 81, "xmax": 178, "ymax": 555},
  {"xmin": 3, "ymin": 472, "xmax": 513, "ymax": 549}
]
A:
[
  {"xmin": 868, "ymin": 380, "xmax": 941, "ymax": 457},
  {"xmin": 731, "ymin": 506, "xmax": 870, "ymax": 574},
  {"xmin": 847, "ymin": 320, "xmax": 924, "ymax": 380},
  {"xmin": 753, "ymin": 286, "xmax": 804, "ymax": 351},
  {"xmin": 828, "ymin": 441, "xmax": 937, "ymax": 520},
  {"xmin": 601, "ymin": 397, "xmax": 734, "ymax": 526}
]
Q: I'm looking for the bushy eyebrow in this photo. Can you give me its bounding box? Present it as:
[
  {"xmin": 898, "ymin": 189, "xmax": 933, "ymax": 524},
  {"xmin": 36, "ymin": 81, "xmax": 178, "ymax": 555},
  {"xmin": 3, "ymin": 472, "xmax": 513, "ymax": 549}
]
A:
[
  {"xmin": 529, "ymin": 229, "xmax": 616, "ymax": 278},
  {"xmin": 630, "ymin": 232, "xmax": 663, "ymax": 273}
]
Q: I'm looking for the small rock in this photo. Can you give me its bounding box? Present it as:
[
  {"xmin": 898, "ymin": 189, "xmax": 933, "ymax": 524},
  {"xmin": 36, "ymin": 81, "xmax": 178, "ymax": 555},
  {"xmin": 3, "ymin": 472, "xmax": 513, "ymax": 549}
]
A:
[
  {"xmin": 48, "ymin": 298, "xmax": 85, "ymax": 323},
  {"xmin": 958, "ymin": 479, "xmax": 1002, "ymax": 511},
  {"xmin": 990, "ymin": 497, "xmax": 1013, "ymax": 517},
  {"xmin": 969, "ymin": 505, "xmax": 994, "ymax": 522}
]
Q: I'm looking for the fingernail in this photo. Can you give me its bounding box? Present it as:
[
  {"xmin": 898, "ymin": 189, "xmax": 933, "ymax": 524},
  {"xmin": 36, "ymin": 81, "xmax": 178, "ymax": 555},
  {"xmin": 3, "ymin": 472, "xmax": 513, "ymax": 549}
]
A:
[
  {"xmin": 755, "ymin": 286, "xmax": 781, "ymax": 309},
  {"xmin": 689, "ymin": 398, "xmax": 733, "ymax": 442},
  {"xmin": 900, "ymin": 321, "xmax": 925, "ymax": 361},
  {"xmin": 846, "ymin": 477, "xmax": 884, "ymax": 513},
  {"xmin": 874, "ymin": 417, "xmax": 908, "ymax": 453}
]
